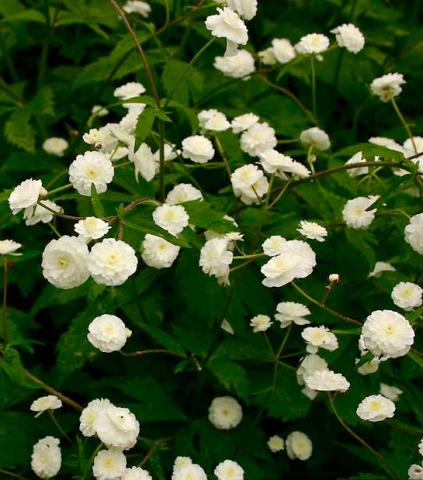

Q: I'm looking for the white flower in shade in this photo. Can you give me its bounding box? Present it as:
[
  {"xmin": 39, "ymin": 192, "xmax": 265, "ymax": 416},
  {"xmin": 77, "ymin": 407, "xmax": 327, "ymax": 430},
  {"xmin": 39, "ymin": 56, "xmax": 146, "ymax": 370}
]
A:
[
  {"xmin": 87, "ymin": 314, "xmax": 132, "ymax": 353},
  {"xmin": 74, "ymin": 217, "xmax": 111, "ymax": 242},
  {"xmin": 198, "ymin": 109, "xmax": 231, "ymax": 132},
  {"xmin": 122, "ymin": 467, "xmax": 152, "ymax": 480},
  {"xmin": 8, "ymin": 178, "xmax": 44, "ymax": 215},
  {"xmin": 30, "ymin": 395, "xmax": 62, "ymax": 417},
  {"xmin": 93, "ymin": 449, "xmax": 127, "ymax": 480},
  {"xmin": 359, "ymin": 310, "xmax": 414, "ymax": 360},
  {"xmin": 275, "ymin": 302, "xmax": 311, "ymax": 328},
  {"xmin": 69, "ymin": 151, "xmax": 114, "ymax": 196},
  {"xmin": 166, "ymin": 183, "xmax": 203, "ymax": 205},
  {"xmin": 250, "ymin": 314, "xmax": 272, "ymax": 332},
  {"xmin": 42, "ymin": 236, "xmax": 89, "ymax": 289},
  {"xmin": 240, "ymin": 122, "xmax": 277, "ymax": 157},
  {"xmin": 258, "ymin": 47, "xmax": 277, "ymax": 65},
  {"xmin": 88, "ymin": 239, "xmax": 138, "ymax": 286},
  {"xmin": 214, "ymin": 459, "xmax": 244, "ymax": 480},
  {"xmin": 331, "ymin": 23, "xmax": 365, "ymax": 53},
  {"xmin": 304, "ymin": 369, "xmax": 350, "ymax": 392},
  {"xmin": 259, "ymin": 152, "xmax": 310, "ymax": 178},
  {"xmin": 297, "ymin": 220, "xmax": 327, "ymax": 242},
  {"xmin": 297, "ymin": 354, "xmax": 328, "ymax": 386},
  {"xmin": 272, "ymin": 38, "xmax": 296, "ymax": 63},
  {"xmin": 114, "ymin": 81, "xmax": 146, "ymax": 103},
  {"xmin": 302, "ymin": 326, "xmax": 338, "ymax": 354},
  {"xmin": 405, "ymin": 214, "xmax": 423, "ymax": 254},
  {"xmin": 123, "ymin": 0, "xmax": 151, "ymax": 17},
  {"xmin": 408, "ymin": 465, "xmax": 423, "ymax": 480},
  {"xmin": 128, "ymin": 142, "xmax": 156, "ymax": 182},
  {"xmin": 231, "ymin": 113, "xmax": 259, "ymax": 133},
  {"xmin": 342, "ymin": 195, "xmax": 378, "ymax": 229},
  {"xmin": 380, "ymin": 383, "xmax": 403, "ymax": 402},
  {"xmin": 94, "ymin": 405, "xmax": 140, "ymax": 450},
  {"xmin": 153, "ymin": 143, "xmax": 179, "ymax": 163},
  {"xmin": 31, "ymin": 436, "xmax": 61, "ymax": 479},
  {"xmin": 268, "ymin": 435, "xmax": 284, "ymax": 453},
  {"xmin": 356, "ymin": 355, "xmax": 380, "ymax": 375},
  {"xmin": 0, "ymin": 240, "xmax": 21, "ymax": 255},
  {"xmin": 204, "ymin": 215, "xmax": 242, "ymax": 247},
  {"xmin": 371, "ymin": 73, "xmax": 405, "ymax": 102},
  {"xmin": 172, "ymin": 463, "xmax": 207, "ymax": 480},
  {"xmin": 141, "ymin": 234, "xmax": 180, "ymax": 269},
  {"xmin": 392, "ymin": 282, "xmax": 422, "ymax": 311},
  {"xmin": 356, "ymin": 394, "xmax": 395, "ymax": 422},
  {"xmin": 214, "ymin": 49, "xmax": 255, "ymax": 78},
  {"xmin": 261, "ymin": 240, "xmax": 316, "ymax": 288},
  {"xmin": 80, "ymin": 398, "xmax": 112, "ymax": 437},
  {"xmin": 262, "ymin": 236, "xmax": 287, "ymax": 256},
  {"xmin": 182, "ymin": 135, "xmax": 215, "ymax": 164},
  {"xmin": 369, "ymin": 261, "xmax": 396, "ymax": 278},
  {"xmin": 285, "ymin": 431, "xmax": 312, "ymax": 461},
  {"xmin": 227, "ymin": 0, "xmax": 257, "ymax": 20},
  {"xmin": 200, "ymin": 238, "xmax": 233, "ymax": 284},
  {"xmin": 172, "ymin": 457, "xmax": 195, "ymax": 480},
  {"xmin": 300, "ymin": 127, "xmax": 330, "ymax": 151},
  {"xmin": 119, "ymin": 110, "xmax": 142, "ymax": 134},
  {"xmin": 205, "ymin": 7, "xmax": 248, "ymax": 49},
  {"xmin": 42, "ymin": 137, "xmax": 68, "ymax": 157},
  {"xmin": 24, "ymin": 200, "xmax": 62, "ymax": 226},
  {"xmin": 296, "ymin": 33, "xmax": 329, "ymax": 54},
  {"xmin": 83, "ymin": 128, "xmax": 109, "ymax": 147},
  {"xmin": 208, "ymin": 396, "xmax": 242, "ymax": 430},
  {"xmin": 418, "ymin": 438, "xmax": 423, "ymax": 456},
  {"xmin": 345, "ymin": 151, "xmax": 369, "ymax": 177},
  {"xmin": 92, "ymin": 105, "xmax": 109, "ymax": 117},
  {"xmin": 153, "ymin": 204, "xmax": 189, "ymax": 236}
]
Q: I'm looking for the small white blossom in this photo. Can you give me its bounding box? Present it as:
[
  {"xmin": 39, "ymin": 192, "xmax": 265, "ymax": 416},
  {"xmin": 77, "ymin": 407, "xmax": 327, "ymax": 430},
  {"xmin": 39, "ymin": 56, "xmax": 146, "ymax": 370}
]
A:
[
  {"xmin": 328, "ymin": 273, "xmax": 340, "ymax": 284},
  {"xmin": 172, "ymin": 463, "xmax": 207, "ymax": 480},
  {"xmin": 300, "ymin": 127, "xmax": 330, "ymax": 151},
  {"xmin": 405, "ymin": 214, "xmax": 423, "ymax": 254},
  {"xmin": 205, "ymin": 7, "xmax": 248, "ymax": 51},
  {"xmin": 200, "ymin": 238, "xmax": 233, "ymax": 284},
  {"xmin": 227, "ymin": 0, "xmax": 257, "ymax": 20},
  {"xmin": 31, "ymin": 436, "xmax": 61, "ymax": 479},
  {"xmin": 301, "ymin": 326, "xmax": 338, "ymax": 354},
  {"xmin": 0, "ymin": 240, "xmax": 21, "ymax": 255},
  {"xmin": 208, "ymin": 396, "xmax": 242, "ymax": 430},
  {"xmin": 42, "ymin": 137, "xmax": 68, "ymax": 157},
  {"xmin": 272, "ymin": 38, "xmax": 296, "ymax": 63},
  {"xmin": 114, "ymin": 81, "xmax": 146, "ymax": 109},
  {"xmin": 69, "ymin": 151, "xmax": 114, "ymax": 196},
  {"xmin": 380, "ymin": 383, "xmax": 403, "ymax": 402},
  {"xmin": 153, "ymin": 204, "xmax": 189, "ymax": 236},
  {"xmin": 214, "ymin": 49, "xmax": 255, "ymax": 78},
  {"xmin": 214, "ymin": 459, "xmax": 244, "ymax": 480},
  {"xmin": 93, "ymin": 449, "xmax": 127, "ymax": 480},
  {"xmin": 297, "ymin": 354, "xmax": 328, "ymax": 387},
  {"xmin": 369, "ymin": 261, "xmax": 396, "ymax": 278},
  {"xmin": 128, "ymin": 142, "xmax": 156, "ymax": 182},
  {"xmin": 408, "ymin": 465, "xmax": 423, "ymax": 480},
  {"xmin": 331, "ymin": 23, "xmax": 365, "ymax": 53},
  {"xmin": 258, "ymin": 47, "xmax": 277, "ymax": 65},
  {"xmin": 356, "ymin": 353, "xmax": 380, "ymax": 375},
  {"xmin": 92, "ymin": 105, "xmax": 109, "ymax": 117},
  {"xmin": 24, "ymin": 200, "xmax": 62, "ymax": 226},
  {"xmin": 371, "ymin": 73, "xmax": 405, "ymax": 102},
  {"xmin": 231, "ymin": 164, "xmax": 269, "ymax": 204},
  {"xmin": 166, "ymin": 183, "xmax": 203, "ymax": 205},
  {"xmin": 123, "ymin": 0, "xmax": 151, "ymax": 17},
  {"xmin": 231, "ymin": 113, "xmax": 259, "ymax": 133},
  {"xmin": 268, "ymin": 435, "xmax": 284, "ymax": 453},
  {"xmin": 342, "ymin": 195, "xmax": 378, "ymax": 229},
  {"xmin": 391, "ymin": 282, "xmax": 422, "ymax": 311},
  {"xmin": 275, "ymin": 302, "xmax": 311, "ymax": 328},
  {"xmin": 250, "ymin": 314, "xmax": 272, "ymax": 332},
  {"xmin": 304, "ymin": 369, "xmax": 350, "ymax": 392},
  {"xmin": 74, "ymin": 217, "xmax": 111, "ymax": 241},
  {"xmin": 198, "ymin": 109, "xmax": 230, "ymax": 132},
  {"xmin": 262, "ymin": 236, "xmax": 286, "ymax": 256},
  {"xmin": 8, "ymin": 178, "xmax": 45, "ymax": 215},
  {"xmin": 80, "ymin": 398, "xmax": 112, "ymax": 437},
  {"xmin": 141, "ymin": 234, "xmax": 180, "ymax": 269},
  {"xmin": 240, "ymin": 122, "xmax": 277, "ymax": 157},
  {"xmin": 182, "ymin": 135, "xmax": 215, "ymax": 163},
  {"xmin": 296, "ymin": 34, "xmax": 329, "ymax": 55},
  {"xmin": 94, "ymin": 404, "xmax": 140, "ymax": 450},
  {"xmin": 285, "ymin": 431, "xmax": 312, "ymax": 460},
  {"xmin": 153, "ymin": 143, "xmax": 179, "ymax": 163},
  {"xmin": 356, "ymin": 394, "xmax": 395, "ymax": 422},
  {"xmin": 122, "ymin": 467, "xmax": 152, "ymax": 480},
  {"xmin": 30, "ymin": 395, "xmax": 62, "ymax": 417},
  {"xmin": 297, "ymin": 220, "xmax": 327, "ymax": 242},
  {"xmin": 88, "ymin": 314, "xmax": 132, "ymax": 353}
]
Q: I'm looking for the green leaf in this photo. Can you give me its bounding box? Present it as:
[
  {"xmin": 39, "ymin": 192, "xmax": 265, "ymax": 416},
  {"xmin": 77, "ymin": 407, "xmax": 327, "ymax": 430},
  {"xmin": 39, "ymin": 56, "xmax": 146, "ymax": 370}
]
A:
[
  {"xmin": 208, "ymin": 358, "xmax": 249, "ymax": 397},
  {"xmin": 125, "ymin": 219, "xmax": 191, "ymax": 248},
  {"xmin": 4, "ymin": 108, "xmax": 35, "ymax": 153},
  {"xmin": 334, "ymin": 143, "xmax": 405, "ymax": 163},
  {"xmin": 0, "ymin": 348, "xmax": 38, "ymax": 388},
  {"xmin": 183, "ymin": 200, "xmax": 237, "ymax": 233},
  {"xmin": 90, "ymin": 184, "xmax": 105, "ymax": 218},
  {"xmin": 407, "ymin": 351, "xmax": 423, "ymax": 369},
  {"xmin": 161, "ymin": 58, "xmax": 203, "ymax": 105},
  {"xmin": 29, "ymin": 87, "xmax": 55, "ymax": 116},
  {"xmin": 134, "ymin": 106, "xmax": 157, "ymax": 150}
]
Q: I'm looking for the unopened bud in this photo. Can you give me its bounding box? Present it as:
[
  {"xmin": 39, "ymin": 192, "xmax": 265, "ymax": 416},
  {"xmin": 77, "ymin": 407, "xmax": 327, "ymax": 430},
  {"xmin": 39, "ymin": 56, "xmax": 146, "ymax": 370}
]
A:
[{"xmin": 328, "ymin": 273, "xmax": 340, "ymax": 284}]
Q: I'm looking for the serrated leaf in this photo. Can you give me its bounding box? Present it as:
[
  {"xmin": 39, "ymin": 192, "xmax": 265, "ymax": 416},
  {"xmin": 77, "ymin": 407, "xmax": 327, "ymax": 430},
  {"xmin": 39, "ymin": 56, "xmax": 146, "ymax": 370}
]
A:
[
  {"xmin": 29, "ymin": 87, "xmax": 55, "ymax": 116},
  {"xmin": 4, "ymin": 108, "xmax": 35, "ymax": 153},
  {"xmin": 134, "ymin": 106, "xmax": 157, "ymax": 150},
  {"xmin": 208, "ymin": 358, "xmax": 249, "ymax": 397},
  {"xmin": 0, "ymin": 348, "xmax": 38, "ymax": 388},
  {"xmin": 334, "ymin": 143, "xmax": 405, "ymax": 163},
  {"xmin": 183, "ymin": 200, "xmax": 237, "ymax": 233}
]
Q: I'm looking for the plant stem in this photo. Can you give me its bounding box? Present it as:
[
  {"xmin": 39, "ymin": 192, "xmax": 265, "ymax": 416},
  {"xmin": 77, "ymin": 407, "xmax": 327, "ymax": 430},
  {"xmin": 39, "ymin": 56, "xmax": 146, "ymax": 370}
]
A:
[
  {"xmin": 310, "ymin": 56, "xmax": 317, "ymax": 122},
  {"xmin": 158, "ymin": 120, "xmax": 166, "ymax": 201},
  {"xmin": 47, "ymin": 183, "xmax": 73, "ymax": 196},
  {"xmin": 272, "ymin": 323, "xmax": 292, "ymax": 390},
  {"xmin": 2, "ymin": 257, "xmax": 8, "ymax": 342},
  {"xmin": 38, "ymin": 201, "xmax": 84, "ymax": 221},
  {"xmin": 48, "ymin": 410, "xmax": 72, "ymax": 443},
  {"xmin": 268, "ymin": 177, "xmax": 293, "ymax": 209},
  {"xmin": 0, "ymin": 77, "xmax": 24, "ymax": 106},
  {"xmin": 0, "ymin": 469, "xmax": 26, "ymax": 480},
  {"xmin": 233, "ymin": 253, "xmax": 265, "ymax": 260},
  {"xmin": 121, "ymin": 349, "xmax": 186, "ymax": 359},
  {"xmin": 214, "ymin": 135, "xmax": 231, "ymax": 178},
  {"xmin": 391, "ymin": 97, "xmax": 417, "ymax": 154}
]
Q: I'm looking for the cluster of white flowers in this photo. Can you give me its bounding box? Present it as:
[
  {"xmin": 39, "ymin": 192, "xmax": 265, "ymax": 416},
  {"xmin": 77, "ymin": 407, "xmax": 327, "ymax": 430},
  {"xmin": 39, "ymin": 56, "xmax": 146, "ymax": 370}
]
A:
[{"xmin": 171, "ymin": 456, "xmax": 244, "ymax": 480}]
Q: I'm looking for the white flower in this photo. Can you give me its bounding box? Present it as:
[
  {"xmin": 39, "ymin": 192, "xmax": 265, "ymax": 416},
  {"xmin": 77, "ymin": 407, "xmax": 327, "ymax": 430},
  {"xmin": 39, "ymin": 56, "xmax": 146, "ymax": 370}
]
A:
[
  {"xmin": 214, "ymin": 49, "xmax": 255, "ymax": 78},
  {"xmin": 128, "ymin": 142, "xmax": 156, "ymax": 182},
  {"xmin": 123, "ymin": 0, "xmax": 151, "ymax": 17},
  {"xmin": 92, "ymin": 449, "xmax": 127, "ymax": 480},
  {"xmin": 301, "ymin": 326, "xmax": 338, "ymax": 354},
  {"xmin": 166, "ymin": 183, "xmax": 203, "ymax": 205},
  {"xmin": 74, "ymin": 217, "xmax": 111, "ymax": 242},
  {"xmin": 408, "ymin": 464, "xmax": 423, "ymax": 480},
  {"xmin": 345, "ymin": 151, "xmax": 369, "ymax": 177},
  {"xmin": 369, "ymin": 136, "xmax": 404, "ymax": 151},
  {"xmin": 275, "ymin": 302, "xmax": 311, "ymax": 328},
  {"xmin": 42, "ymin": 137, "xmax": 68, "ymax": 156},
  {"xmin": 122, "ymin": 467, "xmax": 152, "ymax": 480},
  {"xmin": 80, "ymin": 398, "xmax": 112, "ymax": 437},
  {"xmin": 94, "ymin": 405, "xmax": 140, "ymax": 450},
  {"xmin": 268, "ymin": 435, "xmax": 284, "ymax": 453},
  {"xmin": 297, "ymin": 220, "xmax": 327, "ymax": 242},
  {"xmin": 259, "ymin": 149, "xmax": 292, "ymax": 175},
  {"xmin": 114, "ymin": 81, "xmax": 146, "ymax": 108},
  {"xmin": 88, "ymin": 238, "xmax": 138, "ymax": 286},
  {"xmin": 391, "ymin": 282, "xmax": 422, "ymax": 311},
  {"xmin": 8, "ymin": 178, "xmax": 44, "ymax": 215},
  {"xmin": 371, "ymin": 73, "xmax": 405, "ymax": 102},
  {"xmin": 359, "ymin": 310, "xmax": 414, "ymax": 360},
  {"xmin": 285, "ymin": 431, "xmax": 312, "ymax": 461},
  {"xmin": 172, "ymin": 463, "xmax": 207, "ymax": 480},
  {"xmin": 300, "ymin": 127, "xmax": 330, "ymax": 151},
  {"xmin": 198, "ymin": 109, "xmax": 231, "ymax": 132},
  {"xmin": 182, "ymin": 135, "xmax": 215, "ymax": 163},
  {"xmin": 258, "ymin": 47, "xmax": 277, "ymax": 65},
  {"xmin": 31, "ymin": 436, "xmax": 61, "ymax": 479},
  {"xmin": 304, "ymin": 369, "xmax": 350, "ymax": 392},
  {"xmin": 297, "ymin": 354, "xmax": 328, "ymax": 386},
  {"xmin": 272, "ymin": 38, "xmax": 296, "ymax": 63},
  {"xmin": 83, "ymin": 128, "xmax": 109, "ymax": 147},
  {"xmin": 240, "ymin": 122, "xmax": 277, "ymax": 157},
  {"xmin": 405, "ymin": 213, "xmax": 423, "ymax": 254},
  {"xmin": 231, "ymin": 164, "xmax": 269, "ymax": 204},
  {"xmin": 69, "ymin": 151, "xmax": 114, "ymax": 196},
  {"xmin": 342, "ymin": 195, "xmax": 378, "ymax": 229},
  {"xmin": 356, "ymin": 394, "xmax": 395, "ymax": 422},
  {"xmin": 92, "ymin": 105, "xmax": 109, "ymax": 117},
  {"xmin": 200, "ymin": 238, "xmax": 233, "ymax": 284},
  {"xmin": 88, "ymin": 314, "xmax": 132, "ymax": 353},
  {"xmin": 419, "ymin": 438, "xmax": 423, "ymax": 456},
  {"xmin": 231, "ymin": 113, "xmax": 259, "ymax": 133},
  {"xmin": 355, "ymin": 352, "xmax": 380, "ymax": 375},
  {"xmin": 24, "ymin": 200, "xmax": 62, "ymax": 226},
  {"xmin": 328, "ymin": 273, "xmax": 340, "ymax": 284},
  {"xmin": 153, "ymin": 143, "xmax": 179, "ymax": 162},
  {"xmin": 296, "ymin": 33, "xmax": 329, "ymax": 54},
  {"xmin": 205, "ymin": 7, "xmax": 248, "ymax": 47},
  {"xmin": 331, "ymin": 23, "xmax": 365, "ymax": 53},
  {"xmin": 369, "ymin": 261, "xmax": 396, "ymax": 278},
  {"xmin": 0, "ymin": 240, "xmax": 21, "ymax": 255},
  {"xmin": 250, "ymin": 314, "xmax": 272, "ymax": 332},
  {"xmin": 141, "ymin": 234, "xmax": 180, "ymax": 269},
  {"xmin": 42, "ymin": 236, "xmax": 90, "ymax": 289},
  {"xmin": 208, "ymin": 396, "xmax": 242, "ymax": 430},
  {"xmin": 227, "ymin": 0, "xmax": 257, "ymax": 20},
  {"xmin": 30, "ymin": 395, "xmax": 62, "ymax": 417},
  {"xmin": 153, "ymin": 204, "xmax": 189, "ymax": 236},
  {"xmin": 380, "ymin": 383, "xmax": 403, "ymax": 402},
  {"xmin": 214, "ymin": 459, "xmax": 244, "ymax": 480},
  {"xmin": 261, "ymin": 240, "xmax": 316, "ymax": 288},
  {"xmin": 262, "ymin": 236, "xmax": 286, "ymax": 256}
]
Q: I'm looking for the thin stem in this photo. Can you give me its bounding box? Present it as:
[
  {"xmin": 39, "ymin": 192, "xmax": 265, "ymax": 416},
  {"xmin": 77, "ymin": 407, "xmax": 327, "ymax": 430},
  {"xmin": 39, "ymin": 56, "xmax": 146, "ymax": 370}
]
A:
[
  {"xmin": 121, "ymin": 349, "xmax": 186, "ymax": 359},
  {"xmin": 306, "ymin": 145, "xmax": 315, "ymax": 174},
  {"xmin": 46, "ymin": 169, "xmax": 67, "ymax": 189},
  {"xmin": 38, "ymin": 201, "xmax": 84, "ymax": 221},
  {"xmin": 158, "ymin": 120, "xmax": 166, "ymax": 201},
  {"xmin": 268, "ymin": 177, "xmax": 293, "ymax": 209},
  {"xmin": 310, "ymin": 56, "xmax": 317, "ymax": 121},
  {"xmin": 233, "ymin": 253, "xmax": 265, "ymax": 260},
  {"xmin": 263, "ymin": 332, "xmax": 275, "ymax": 356},
  {"xmin": 214, "ymin": 135, "xmax": 231, "ymax": 177},
  {"xmin": 264, "ymin": 173, "xmax": 275, "ymax": 207},
  {"xmin": 2, "ymin": 257, "xmax": 8, "ymax": 342},
  {"xmin": 391, "ymin": 97, "xmax": 417, "ymax": 154},
  {"xmin": 48, "ymin": 410, "xmax": 72, "ymax": 443},
  {"xmin": 272, "ymin": 323, "xmax": 292, "ymax": 390},
  {"xmin": 47, "ymin": 183, "xmax": 73, "ymax": 196},
  {"xmin": 0, "ymin": 469, "xmax": 26, "ymax": 480},
  {"xmin": 47, "ymin": 222, "xmax": 61, "ymax": 238}
]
